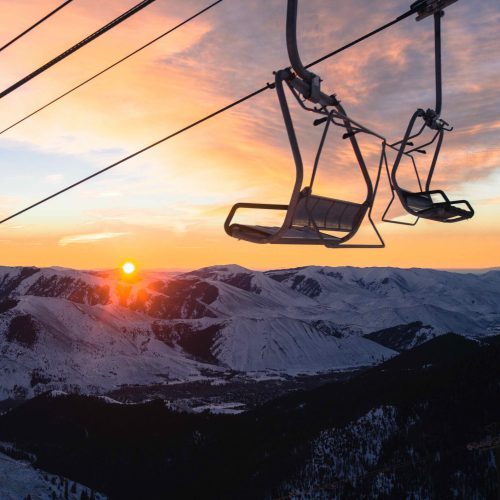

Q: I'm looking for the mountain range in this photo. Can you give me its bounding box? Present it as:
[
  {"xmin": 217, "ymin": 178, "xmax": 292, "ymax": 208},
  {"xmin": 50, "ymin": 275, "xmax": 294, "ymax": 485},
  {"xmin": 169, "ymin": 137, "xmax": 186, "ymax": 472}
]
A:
[{"xmin": 1, "ymin": 264, "xmax": 499, "ymax": 400}]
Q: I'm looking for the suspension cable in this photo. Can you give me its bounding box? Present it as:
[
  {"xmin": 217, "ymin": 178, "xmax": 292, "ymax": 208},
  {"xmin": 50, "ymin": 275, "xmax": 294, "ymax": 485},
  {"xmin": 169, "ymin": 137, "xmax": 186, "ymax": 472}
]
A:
[
  {"xmin": 0, "ymin": 3, "xmax": 422, "ymax": 225},
  {"xmin": 304, "ymin": 7, "xmax": 418, "ymax": 70},
  {"xmin": 0, "ymin": 0, "xmax": 157, "ymax": 100},
  {"xmin": 0, "ymin": 1, "xmax": 75, "ymax": 54},
  {"xmin": 0, "ymin": 0, "xmax": 222, "ymax": 137},
  {"xmin": 0, "ymin": 85, "xmax": 271, "ymax": 225}
]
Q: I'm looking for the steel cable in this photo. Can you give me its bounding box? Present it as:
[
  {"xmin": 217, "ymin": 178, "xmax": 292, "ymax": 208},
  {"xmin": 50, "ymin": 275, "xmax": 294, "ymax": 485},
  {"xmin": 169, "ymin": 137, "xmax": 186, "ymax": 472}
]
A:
[
  {"xmin": 0, "ymin": 0, "xmax": 75, "ymax": 54},
  {"xmin": 0, "ymin": 0, "xmax": 223, "ymax": 137},
  {"xmin": 0, "ymin": 3, "xmax": 423, "ymax": 225},
  {"xmin": 0, "ymin": 0, "xmax": 157, "ymax": 100}
]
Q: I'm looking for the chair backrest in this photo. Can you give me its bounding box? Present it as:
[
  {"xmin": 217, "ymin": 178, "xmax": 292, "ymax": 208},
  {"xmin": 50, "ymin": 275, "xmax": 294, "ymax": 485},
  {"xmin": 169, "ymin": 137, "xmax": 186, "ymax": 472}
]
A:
[{"xmin": 292, "ymin": 194, "xmax": 367, "ymax": 232}]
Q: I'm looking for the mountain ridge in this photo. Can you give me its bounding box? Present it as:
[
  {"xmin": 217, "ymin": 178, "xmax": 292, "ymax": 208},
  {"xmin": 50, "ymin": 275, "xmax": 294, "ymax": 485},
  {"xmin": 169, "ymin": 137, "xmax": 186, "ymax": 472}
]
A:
[{"xmin": 0, "ymin": 264, "xmax": 499, "ymax": 400}]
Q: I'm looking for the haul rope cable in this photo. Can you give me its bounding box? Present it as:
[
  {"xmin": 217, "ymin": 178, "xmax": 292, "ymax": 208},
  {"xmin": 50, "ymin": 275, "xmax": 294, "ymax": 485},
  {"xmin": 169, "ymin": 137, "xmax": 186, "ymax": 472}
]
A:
[
  {"xmin": 0, "ymin": 2, "xmax": 426, "ymax": 225},
  {"xmin": 0, "ymin": 0, "xmax": 223, "ymax": 137},
  {"xmin": 0, "ymin": 0, "xmax": 75, "ymax": 54},
  {"xmin": 0, "ymin": 0, "xmax": 157, "ymax": 100}
]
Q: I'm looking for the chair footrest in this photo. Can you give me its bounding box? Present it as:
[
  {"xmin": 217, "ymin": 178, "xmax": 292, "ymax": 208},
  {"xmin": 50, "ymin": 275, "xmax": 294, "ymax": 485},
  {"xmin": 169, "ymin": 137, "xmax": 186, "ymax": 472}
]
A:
[
  {"xmin": 417, "ymin": 204, "xmax": 473, "ymax": 222},
  {"xmin": 228, "ymin": 224, "xmax": 342, "ymax": 244}
]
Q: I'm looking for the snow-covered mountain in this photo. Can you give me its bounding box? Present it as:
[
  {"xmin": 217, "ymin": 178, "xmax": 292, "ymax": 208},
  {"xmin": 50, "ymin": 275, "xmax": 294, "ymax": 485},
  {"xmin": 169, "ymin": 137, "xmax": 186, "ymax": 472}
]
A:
[
  {"xmin": 0, "ymin": 264, "xmax": 499, "ymax": 400},
  {"xmin": 0, "ymin": 443, "xmax": 106, "ymax": 499}
]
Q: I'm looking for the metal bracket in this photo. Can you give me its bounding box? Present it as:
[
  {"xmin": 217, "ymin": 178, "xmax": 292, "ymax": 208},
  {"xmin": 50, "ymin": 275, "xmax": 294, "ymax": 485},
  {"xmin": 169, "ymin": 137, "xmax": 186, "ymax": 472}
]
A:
[
  {"xmin": 310, "ymin": 75, "xmax": 322, "ymax": 103},
  {"xmin": 287, "ymin": 72, "xmax": 336, "ymax": 107},
  {"xmin": 423, "ymin": 108, "xmax": 453, "ymax": 131},
  {"xmin": 423, "ymin": 108, "xmax": 440, "ymax": 129},
  {"xmin": 411, "ymin": 0, "xmax": 458, "ymax": 21}
]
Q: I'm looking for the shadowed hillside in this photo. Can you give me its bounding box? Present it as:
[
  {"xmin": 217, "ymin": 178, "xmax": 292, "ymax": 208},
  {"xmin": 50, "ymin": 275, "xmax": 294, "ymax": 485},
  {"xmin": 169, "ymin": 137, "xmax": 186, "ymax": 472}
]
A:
[{"xmin": 1, "ymin": 334, "xmax": 499, "ymax": 499}]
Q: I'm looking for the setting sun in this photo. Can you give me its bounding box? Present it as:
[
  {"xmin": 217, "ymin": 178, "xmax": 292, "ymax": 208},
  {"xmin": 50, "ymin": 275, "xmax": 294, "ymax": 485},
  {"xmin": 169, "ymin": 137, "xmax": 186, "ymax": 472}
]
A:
[{"xmin": 122, "ymin": 261, "xmax": 136, "ymax": 275}]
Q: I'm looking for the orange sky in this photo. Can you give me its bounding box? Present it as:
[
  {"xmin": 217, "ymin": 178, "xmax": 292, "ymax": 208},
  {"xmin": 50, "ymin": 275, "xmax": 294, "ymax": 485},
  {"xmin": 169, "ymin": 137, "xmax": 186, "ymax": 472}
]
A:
[{"xmin": 0, "ymin": 0, "xmax": 499, "ymax": 270}]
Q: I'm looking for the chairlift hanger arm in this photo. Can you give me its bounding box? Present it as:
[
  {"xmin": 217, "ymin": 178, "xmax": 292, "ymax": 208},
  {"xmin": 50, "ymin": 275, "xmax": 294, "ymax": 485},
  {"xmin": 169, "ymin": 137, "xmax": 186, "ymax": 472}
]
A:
[
  {"xmin": 434, "ymin": 11, "xmax": 443, "ymax": 117},
  {"xmin": 285, "ymin": 0, "xmax": 335, "ymax": 106},
  {"xmin": 286, "ymin": 0, "xmax": 316, "ymax": 83},
  {"xmin": 411, "ymin": 0, "xmax": 460, "ymax": 120}
]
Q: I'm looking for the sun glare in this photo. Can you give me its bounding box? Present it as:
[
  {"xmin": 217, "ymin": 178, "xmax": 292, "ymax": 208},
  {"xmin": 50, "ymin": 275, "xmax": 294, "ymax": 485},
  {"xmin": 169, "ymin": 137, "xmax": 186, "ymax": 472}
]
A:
[{"xmin": 122, "ymin": 261, "xmax": 136, "ymax": 275}]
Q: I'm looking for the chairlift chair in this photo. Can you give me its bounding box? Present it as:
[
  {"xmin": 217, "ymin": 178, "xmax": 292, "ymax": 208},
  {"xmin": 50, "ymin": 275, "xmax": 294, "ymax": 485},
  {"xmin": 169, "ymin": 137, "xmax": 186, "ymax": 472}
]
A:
[
  {"xmin": 383, "ymin": 0, "xmax": 474, "ymax": 224},
  {"xmin": 225, "ymin": 0, "xmax": 385, "ymax": 248}
]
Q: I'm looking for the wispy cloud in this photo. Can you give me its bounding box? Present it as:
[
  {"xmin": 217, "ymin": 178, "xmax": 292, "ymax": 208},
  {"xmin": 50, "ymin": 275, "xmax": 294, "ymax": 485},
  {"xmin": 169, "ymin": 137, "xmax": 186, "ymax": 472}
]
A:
[
  {"xmin": 0, "ymin": 0, "xmax": 498, "ymax": 269},
  {"xmin": 58, "ymin": 232, "xmax": 129, "ymax": 246},
  {"xmin": 45, "ymin": 174, "xmax": 64, "ymax": 183}
]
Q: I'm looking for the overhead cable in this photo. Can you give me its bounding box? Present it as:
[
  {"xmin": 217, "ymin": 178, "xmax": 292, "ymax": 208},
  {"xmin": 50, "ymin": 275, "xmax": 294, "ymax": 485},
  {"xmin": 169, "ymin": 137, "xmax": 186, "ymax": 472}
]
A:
[
  {"xmin": 0, "ymin": 0, "xmax": 75, "ymax": 54},
  {"xmin": 0, "ymin": 85, "xmax": 270, "ymax": 225},
  {"xmin": 305, "ymin": 7, "xmax": 418, "ymax": 70},
  {"xmin": 0, "ymin": 3, "xmax": 423, "ymax": 225},
  {"xmin": 0, "ymin": 0, "xmax": 223, "ymax": 137},
  {"xmin": 0, "ymin": 0, "xmax": 157, "ymax": 100}
]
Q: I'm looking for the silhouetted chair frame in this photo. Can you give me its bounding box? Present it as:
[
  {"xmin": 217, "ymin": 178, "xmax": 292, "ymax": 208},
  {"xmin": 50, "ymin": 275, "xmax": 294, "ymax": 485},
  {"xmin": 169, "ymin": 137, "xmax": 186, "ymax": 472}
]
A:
[
  {"xmin": 383, "ymin": 109, "xmax": 474, "ymax": 224},
  {"xmin": 383, "ymin": 6, "xmax": 474, "ymax": 225},
  {"xmin": 225, "ymin": 70, "xmax": 386, "ymax": 248},
  {"xmin": 225, "ymin": 0, "xmax": 385, "ymax": 249}
]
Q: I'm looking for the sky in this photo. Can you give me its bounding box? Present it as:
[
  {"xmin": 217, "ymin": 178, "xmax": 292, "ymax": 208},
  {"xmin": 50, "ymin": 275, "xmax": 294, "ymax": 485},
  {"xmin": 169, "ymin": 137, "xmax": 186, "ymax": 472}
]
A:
[{"xmin": 0, "ymin": 0, "xmax": 499, "ymax": 271}]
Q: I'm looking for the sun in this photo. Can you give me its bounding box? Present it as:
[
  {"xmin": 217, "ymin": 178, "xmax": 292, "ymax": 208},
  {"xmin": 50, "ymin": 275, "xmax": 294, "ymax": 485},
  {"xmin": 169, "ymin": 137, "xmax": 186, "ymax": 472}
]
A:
[{"xmin": 121, "ymin": 261, "xmax": 136, "ymax": 275}]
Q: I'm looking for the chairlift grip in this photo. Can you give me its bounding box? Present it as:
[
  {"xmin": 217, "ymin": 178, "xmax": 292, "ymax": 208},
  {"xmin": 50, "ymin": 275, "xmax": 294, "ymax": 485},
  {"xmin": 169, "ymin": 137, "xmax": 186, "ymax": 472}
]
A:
[
  {"xmin": 287, "ymin": 70, "xmax": 337, "ymax": 107},
  {"xmin": 410, "ymin": 0, "xmax": 458, "ymax": 21}
]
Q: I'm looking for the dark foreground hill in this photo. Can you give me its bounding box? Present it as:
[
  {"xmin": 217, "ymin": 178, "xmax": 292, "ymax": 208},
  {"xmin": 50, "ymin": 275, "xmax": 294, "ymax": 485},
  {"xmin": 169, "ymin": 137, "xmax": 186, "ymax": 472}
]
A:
[{"xmin": 1, "ymin": 333, "xmax": 499, "ymax": 499}]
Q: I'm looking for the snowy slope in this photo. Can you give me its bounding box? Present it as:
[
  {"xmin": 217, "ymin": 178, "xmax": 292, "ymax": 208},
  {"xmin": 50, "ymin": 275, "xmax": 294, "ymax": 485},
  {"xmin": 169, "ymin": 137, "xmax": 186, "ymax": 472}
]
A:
[
  {"xmin": 279, "ymin": 406, "xmax": 415, "ymax": 499},
  {"xmin": 265, "ymin": 266, "xmax": 500, "ymax": 333},
  {"xmin": 0, "ymin": 264, "xmax": 499, "ymax": 399},
  {"xmin": 213, "ymin": 318, "xmax": 392, "ymax": 373},
  {"xmin": 0, "ymin": 448, "xmax": 106, "ymax": 499}
]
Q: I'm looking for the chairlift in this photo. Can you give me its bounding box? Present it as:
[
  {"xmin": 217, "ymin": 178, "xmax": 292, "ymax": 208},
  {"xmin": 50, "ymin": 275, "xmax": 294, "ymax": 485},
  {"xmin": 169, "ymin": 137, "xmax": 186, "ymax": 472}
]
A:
[
  {"xmin": 225, "ymin": 0, "xmax": 385, "ymax": 248},
  {"xmin": 383, "ymin": 0, "xmax": 474, "ymax": 224}
]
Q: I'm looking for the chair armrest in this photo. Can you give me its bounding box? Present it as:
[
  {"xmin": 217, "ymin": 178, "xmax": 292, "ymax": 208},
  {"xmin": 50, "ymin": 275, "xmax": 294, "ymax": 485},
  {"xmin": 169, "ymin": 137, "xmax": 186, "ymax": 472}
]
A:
[
  {"xmin": 425, "ymin": 190, "xmax": 449, "ymax": 203},
  {"xmin": 450, "ymin": 199, "xmax": 474, "ymax": 215},
  {"xmin": 224, "ymin": 203, "xmax": 289, "ymax": 234}
]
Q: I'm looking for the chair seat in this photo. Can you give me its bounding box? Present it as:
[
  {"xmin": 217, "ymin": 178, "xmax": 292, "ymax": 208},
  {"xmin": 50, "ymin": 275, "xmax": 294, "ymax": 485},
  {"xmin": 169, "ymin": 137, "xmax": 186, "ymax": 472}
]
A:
[
  {"xmin": 402, "ymin": 190, "xmax": 473, "ymax": 222},
  {"xmin": 228, "ymin": 224, "xmax": 341, "ymax": 245}
]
